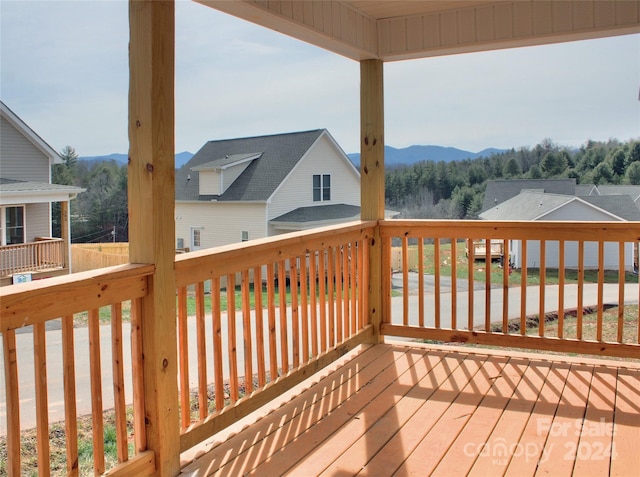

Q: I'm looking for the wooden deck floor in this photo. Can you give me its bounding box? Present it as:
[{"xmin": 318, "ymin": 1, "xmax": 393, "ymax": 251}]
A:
[{"xmin": 179, "ymin": 342, "xmax": 640, "ymax": 476}]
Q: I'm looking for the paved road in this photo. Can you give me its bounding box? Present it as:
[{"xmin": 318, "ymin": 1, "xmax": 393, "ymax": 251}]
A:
[{"xmin": 2, "ymin": 278, "xmax": 638, "ymax": 432}]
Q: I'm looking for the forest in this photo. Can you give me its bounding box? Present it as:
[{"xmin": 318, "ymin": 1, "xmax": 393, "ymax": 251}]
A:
[
  {"xmin": 385, "ymin": 138, "xmax": 640, "ymax": 220},
  {"xmin": 53, "ymin": 138, "xmax": 640, "ymax": 243}
]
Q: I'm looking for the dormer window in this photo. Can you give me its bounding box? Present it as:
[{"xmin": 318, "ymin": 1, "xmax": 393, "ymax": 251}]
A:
[{"xmin": 313, "ymin": 174, "xmax": 330, "ymax": 202}]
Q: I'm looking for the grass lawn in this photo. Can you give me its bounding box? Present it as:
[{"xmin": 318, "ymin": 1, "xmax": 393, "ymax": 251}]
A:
[{"xmin": 409, "ymin": 241, "xmax": 637, "ymax": 286}]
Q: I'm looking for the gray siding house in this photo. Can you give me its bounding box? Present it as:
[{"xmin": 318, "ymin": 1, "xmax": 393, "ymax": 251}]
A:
[
  {"xmin": 481, "ymin": 184, "xmax": 640, "ymax": 271},
  {"xmin": 0, "ymin": 101, "xmax": 84, "ymax": 284}
]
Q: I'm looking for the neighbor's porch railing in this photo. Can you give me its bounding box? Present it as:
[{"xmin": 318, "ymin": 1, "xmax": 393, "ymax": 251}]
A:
[
  {"xmin": 0, "ymin": 238, "xmax": 65, "ymax": 278},
  {"xmin": 380, "ymin": 220, "xmax": 640, "ymax": 359},
  {"xmin": 2, "ymin": 220, "xmax": 639, "ymax": 476}
]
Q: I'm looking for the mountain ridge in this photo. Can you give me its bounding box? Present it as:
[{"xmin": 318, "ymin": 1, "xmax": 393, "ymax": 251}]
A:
[
  {"xmin": 80, "ymin": 145, "xmax": 506, "ymax": 169},
  {"xmin": 348, "ymin": 145, "xmax": 506, "ymax": 166}
]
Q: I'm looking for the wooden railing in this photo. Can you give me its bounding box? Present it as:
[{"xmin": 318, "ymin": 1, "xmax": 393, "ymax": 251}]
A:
[
  {"xmin": 3, "ymin": 219, "xmax": 638, "ymax": 475},
  {"xmin": 174, "ymin": 221, "xmax": 376, "ymax": 453},
  {"xmin": 0, "ymin": 264, "xmax": 155, "ymax": 476},
  {"xmin": 0, "ymin": 238, "xmax": 65, "ymax": 278},
  {"xmin": 380, "ymin": 220, "xmax": 640, "ymax": 359}
]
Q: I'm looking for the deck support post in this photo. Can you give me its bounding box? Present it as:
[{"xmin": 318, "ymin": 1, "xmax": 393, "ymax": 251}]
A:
[
  {"xmin": 360, "ymin": 59, "xmax": 385, "ymax": 343},
  {"xmin": 60, "ymin": 201, "xmax": 70, "ymax": 271},
  {"xmin": 128, "ymin": 1, "xmax": 179, "ymax": 475}
]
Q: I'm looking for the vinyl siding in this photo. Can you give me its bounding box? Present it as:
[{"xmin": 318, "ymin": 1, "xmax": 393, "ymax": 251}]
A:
[
  {"xmin": 508, "ymin": 201, "xmax": 632, "ymax": 270},
  {"xmin": 175, "ymin": 201, "xmax": 267, "ymax": 249},
  {"xmin": 0, "ymin": 116, "xmax": 50, "ymax": 182},
  {"xmin": 25, "ymin": 203, "xmax": 51, "ymax": 240},
  {"xmin": 268, "ymin": 136, "xmax": 360, "ymax": 220},
  {"xmin": 199, "ymin": 170, "xmax": 222, "ymax": 195},
  {"xmin": 541, "ymin": 200, "xmax": 618, "ymax": 221}
]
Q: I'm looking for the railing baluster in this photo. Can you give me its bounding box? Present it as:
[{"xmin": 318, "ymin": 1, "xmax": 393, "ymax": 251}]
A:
[
  {"xmin": 318, "ymin": 250, "xmax": 327, "ymax": 352},
  {"xmin": 558, "ymin": 241, "xmax": 565, "ymax": 339},
  {"xmin": 539, "ymin": 240, "xmax": 546, "ymax": 337},
  {"xmin": 335, "ymin": 247, "xmax": 343, "ymax": 342},
  {"xmin": 577, "ymin": 241, "xmax": 585, "ymax": 340},
  {"xmin": 451, "ymin": 239, "xmax": 457, "ymax": 330},
  {"xmin": 343, "ymin": 244, "xmax": 349, "ymax": 338},
  {"xmin": 597, "ymin": 241, "xmax": 605, "ymax": 341},
  {"xmin": 418, "ymin": 238, "xmax": 425, "ymax": 328},
  {"xmin": 618, "ymin": 242, "xmax": 625, "ymax": 343},
  {"xmin": 177, "ymin": 286, "xmax": 190, "ymax": 429},
  {"xmin": 278, "ymin": 260, "xmax": 289, "ymax": 373},
  {"xmin": 520, "ymin": 240, "xmax": 528, "ymax": 335},
  {"xmin": 62, "ymin": 314, "xmax": 79, "ymax": 474},
  {"xmin": 300, "ymin": 257, "xmax": 309, "ymax": 363},
  {"xmin": 434, "ymin": 238, "xmax": 441, "ymax": 329},
  {"xmin": 196, "ymin": 281, "xmax": 207, "ymax": 418},
  {"xmin": 227, "ymin": 274, "xmax": 239, "ymax": 403},
  {"xmin": 468, "ymin": 238, "xmax": 474, "ymax": 331},
  {"xmin": 111, "ymin": 303, "xmax": 128, "ymax": 463},
  {"xmin": 254, "ymin": 266, "xmax": 266, "ymax": 387},
  {"xmin": 34, "ymin": 321, "xmax": 50, "ymax": 476},
  {"xmin": 131, "ymin": 297, "xmax": 146, "ymax": 452},
  {"xmin": 211, "ymin": 277, "xmax": 224, "ymax": 411},
  {"xmin": 242, "ymin": 269, "xmax": 253, "ymax": 394},
  {"xmin": 3, "ymin": 329, "xmax": 20, "ymax": 475},
  {"xmin": 485, "ymin": 237, "xmax": 491, "ymax": 332},
  {"xmin": 327, "ymin": 248, "xmax": 335, "ymax": 347},
  {"xmin": 502, "ymin": 238, "xmax": 509, "ymax": 334},
  {"xmin": 267, "ymin": 263, "xmax": 278, "ymax": 380},
  {"xmin": 88, "ymin": 308, "xmax": 105, "ymax": 474},
  {"xmin": 290, "ymin": 258, "xmax": 299, "ymax": 368},
  {"xmin": 309, "ymin": 253, "xmax": 318, "ymax": 357},
  {"xmin": 402, "ymin": 235, "xmax": 409, "ymax": 326}
]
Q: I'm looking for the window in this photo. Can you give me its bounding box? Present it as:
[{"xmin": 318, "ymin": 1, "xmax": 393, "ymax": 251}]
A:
[
  {"xmin": 313, "ymin": 174, "xmax": 331, "ymax": 202},
  {"xmin": 4, "ymin": 206, "xmax": 25, "ymax": 245},
  {"xmin": 190, "ymin": 227, "xmax": 203, "ymax": 250},
  {"xmin": 241, "ymin": 231, "xmax": 249, "ymax": 242}
]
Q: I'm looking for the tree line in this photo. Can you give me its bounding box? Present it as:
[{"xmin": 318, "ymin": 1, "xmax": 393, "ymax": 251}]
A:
[
  {"xmin": 52, "ymin": 146, "xmax": 128, "ymax": 243},
  {"xmin": 52, "ymin": 138, "xmax": 640, "ymax": 242},
  {"xmin": 385, "ymin": 138, "xmax": 640, "ymax": 220}
]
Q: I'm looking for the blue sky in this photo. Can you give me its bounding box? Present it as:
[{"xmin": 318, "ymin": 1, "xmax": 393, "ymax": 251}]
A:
[{"xmin": 1, "ymin": 0, "xmax": 639, "ymax": 157}]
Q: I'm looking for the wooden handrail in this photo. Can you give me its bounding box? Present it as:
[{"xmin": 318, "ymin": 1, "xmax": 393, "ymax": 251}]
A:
[
  {"xmin": 379, "ymin": 220, "xmax": 640, "ymax": 359},
  {"xmin": 0, "ymin": 263, "xmax": 154, "ymax": 332}
]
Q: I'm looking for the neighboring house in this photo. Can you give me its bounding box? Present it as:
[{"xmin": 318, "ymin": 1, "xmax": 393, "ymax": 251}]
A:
[
  {"xmin": 480, "ymin": 190, "xmax": 640, "ymax": 271},
  {"xmin": 0, "ymin": 101, "xmax": 84, "ymax": 285},
  {"xmin": 482, "ymin": 178, "xmax": 577, "ymax": 212},
  {"xmin": 175, "ymin": 129, "xmax": 365, "ymax": 251}
]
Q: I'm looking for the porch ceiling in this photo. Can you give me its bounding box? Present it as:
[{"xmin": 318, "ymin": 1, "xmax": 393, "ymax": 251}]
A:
[{"xmin": 198, "ymin": 0, "xmax": 640, "ymax": 61}]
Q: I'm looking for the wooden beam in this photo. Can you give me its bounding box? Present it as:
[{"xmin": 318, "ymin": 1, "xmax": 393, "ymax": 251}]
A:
[
  {"xmin": 128, "ymin": 1, "xmax": 178, "ymax": 475},
  {"xmin": 360, "ymin": 59, "xmax": 384, "ymax": 343}
]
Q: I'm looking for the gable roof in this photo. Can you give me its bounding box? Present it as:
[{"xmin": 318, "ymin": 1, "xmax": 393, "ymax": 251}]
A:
[
  {"xmin": 482, "ymin": 179, "xmax": 576, "ymax": 212},
  {"xmin": 595, "ymin": 185, "xmax": 640, "ymax": 201},
  {"xmin": 480, "ymin": 191, "xmax": 640, "ymax": 222},
  {"xmin": 581, "ymin": 195, "xmax": 640, "ymax": 221},
  {"xmin": 176, "ymin": 129, "xmax": 340, "ymax": 202},
  {"xmin": 0, "ymin": 101, "xmax": 62, "ymax": 165}
]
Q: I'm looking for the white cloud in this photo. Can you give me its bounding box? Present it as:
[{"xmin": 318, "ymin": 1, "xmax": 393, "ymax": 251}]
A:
[{"xmin": 1, "ymin": 0, "xmax": 638, "ymax": 157}]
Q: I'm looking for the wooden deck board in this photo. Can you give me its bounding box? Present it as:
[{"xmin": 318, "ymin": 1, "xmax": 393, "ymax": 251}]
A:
[{"xmin": 179, "ymin": 343, "xmax": 640, "ymax": 477}]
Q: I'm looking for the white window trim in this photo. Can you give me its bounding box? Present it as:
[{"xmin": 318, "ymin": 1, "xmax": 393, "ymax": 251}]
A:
[{"xmin": 313, "ymin": 173, "xmax": 331, "ymax": 202}]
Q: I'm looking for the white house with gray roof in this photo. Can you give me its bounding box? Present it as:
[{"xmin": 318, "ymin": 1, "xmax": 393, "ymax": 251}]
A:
[
  {"xmin": 0, "ymin": 101, "xmax": 84, "ymax": 284},
  {"xmin": 175, "ymin": 129, "xmax": 362, "ymax": 250},
  {"xmin": 480, "ymin": 190, "xmax": 640, "ymax": 271}
]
